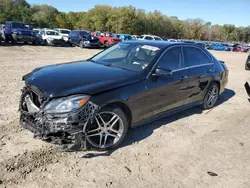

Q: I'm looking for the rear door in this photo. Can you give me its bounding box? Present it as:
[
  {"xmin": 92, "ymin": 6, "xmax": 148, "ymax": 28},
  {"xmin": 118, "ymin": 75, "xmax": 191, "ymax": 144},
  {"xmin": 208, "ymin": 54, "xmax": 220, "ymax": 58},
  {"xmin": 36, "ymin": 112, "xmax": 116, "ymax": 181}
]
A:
[{"xmin": 183, "ymin": 46, "xmax": 215, "ymax": 104}]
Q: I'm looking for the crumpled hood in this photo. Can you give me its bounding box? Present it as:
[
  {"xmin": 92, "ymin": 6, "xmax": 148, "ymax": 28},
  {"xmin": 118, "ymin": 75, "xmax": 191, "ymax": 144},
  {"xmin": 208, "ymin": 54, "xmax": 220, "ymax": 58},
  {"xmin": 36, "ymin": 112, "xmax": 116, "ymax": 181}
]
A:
[{"xmin": 23, "ymin": 61, "xmax": 142, "ymax": 98}]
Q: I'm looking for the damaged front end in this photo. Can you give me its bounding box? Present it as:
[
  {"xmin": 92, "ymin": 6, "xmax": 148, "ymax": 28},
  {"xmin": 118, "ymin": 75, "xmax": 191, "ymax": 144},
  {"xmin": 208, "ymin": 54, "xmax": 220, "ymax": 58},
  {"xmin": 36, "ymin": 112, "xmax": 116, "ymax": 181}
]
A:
[{"xmin": 19, "ymin": 85, "xmax": 100, "ymax": 151}]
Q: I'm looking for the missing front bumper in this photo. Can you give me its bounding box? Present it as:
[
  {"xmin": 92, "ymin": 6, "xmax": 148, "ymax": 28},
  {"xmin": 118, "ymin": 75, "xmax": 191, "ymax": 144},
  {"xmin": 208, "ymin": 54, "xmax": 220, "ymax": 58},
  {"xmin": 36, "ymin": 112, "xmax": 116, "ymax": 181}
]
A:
[{"xmin": 19, "ymin": 86, "xmax": 100, "ymax": 151}]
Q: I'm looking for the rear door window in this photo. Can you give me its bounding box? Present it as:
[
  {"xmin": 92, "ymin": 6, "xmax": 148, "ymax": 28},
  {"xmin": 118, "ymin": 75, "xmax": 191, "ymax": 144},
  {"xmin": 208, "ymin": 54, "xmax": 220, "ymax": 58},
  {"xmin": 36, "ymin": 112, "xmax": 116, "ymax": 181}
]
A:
[{"xmin": 183, "ymin": 47, "xmax": 211, "ymax": 67}]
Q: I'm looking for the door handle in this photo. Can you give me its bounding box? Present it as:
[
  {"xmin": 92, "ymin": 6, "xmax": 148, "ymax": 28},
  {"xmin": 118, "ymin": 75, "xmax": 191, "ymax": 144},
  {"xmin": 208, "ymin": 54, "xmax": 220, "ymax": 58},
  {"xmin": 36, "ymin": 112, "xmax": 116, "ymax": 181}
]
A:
[{"xmin": 180, "ymin": 76, "xmax": 188, "ymax": 81}]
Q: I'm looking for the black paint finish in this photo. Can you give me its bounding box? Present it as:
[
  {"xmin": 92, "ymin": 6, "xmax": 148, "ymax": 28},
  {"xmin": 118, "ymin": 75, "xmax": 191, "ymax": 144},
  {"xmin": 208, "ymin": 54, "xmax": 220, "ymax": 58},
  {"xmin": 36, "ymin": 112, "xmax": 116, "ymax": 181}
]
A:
[{"xmin": 23, "ymin": 41, "xmax": 228, "ymax": 125}]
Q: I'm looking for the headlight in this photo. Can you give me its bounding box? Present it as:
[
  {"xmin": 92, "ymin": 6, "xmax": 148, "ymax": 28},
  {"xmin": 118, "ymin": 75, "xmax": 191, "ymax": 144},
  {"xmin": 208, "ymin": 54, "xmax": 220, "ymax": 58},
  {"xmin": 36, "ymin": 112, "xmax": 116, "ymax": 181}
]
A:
[
  {"xmin": 48, "ymin": 37, "xmax": 53, "ymax": 41},
  {"xmin": 84, "ymin": 41, "xmax": 90, "ymax": 44},
  {"xmin": 18, "ymin": 31, "xmax": 22, "ymax": 35},
  {"xmin": 44, "ymin": 95, "xmax": 89, "ymax": 114}
]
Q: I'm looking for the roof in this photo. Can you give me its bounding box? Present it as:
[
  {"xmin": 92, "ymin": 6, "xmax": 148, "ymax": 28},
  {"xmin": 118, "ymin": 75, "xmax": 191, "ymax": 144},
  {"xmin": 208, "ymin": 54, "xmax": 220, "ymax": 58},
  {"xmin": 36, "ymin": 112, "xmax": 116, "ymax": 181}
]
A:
[{"xmin": 122, "ymin": 40, "xmax": 202, "ymax": 49}]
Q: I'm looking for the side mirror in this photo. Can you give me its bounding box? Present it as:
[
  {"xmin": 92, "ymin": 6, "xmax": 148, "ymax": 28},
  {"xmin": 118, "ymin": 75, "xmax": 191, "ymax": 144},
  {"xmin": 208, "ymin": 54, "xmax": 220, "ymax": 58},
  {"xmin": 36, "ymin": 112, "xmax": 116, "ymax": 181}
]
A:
[{"xmin": 152, "ymin": 68, "xmax": 173, "ymax": 77}]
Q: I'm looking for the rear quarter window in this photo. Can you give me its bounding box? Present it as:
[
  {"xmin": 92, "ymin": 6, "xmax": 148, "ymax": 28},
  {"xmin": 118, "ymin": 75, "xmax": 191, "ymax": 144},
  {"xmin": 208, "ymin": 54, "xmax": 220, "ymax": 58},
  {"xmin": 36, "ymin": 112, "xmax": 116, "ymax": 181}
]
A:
[{"xmin": 184, "ymin": 47, "xmax": 211, "ymax": 67}]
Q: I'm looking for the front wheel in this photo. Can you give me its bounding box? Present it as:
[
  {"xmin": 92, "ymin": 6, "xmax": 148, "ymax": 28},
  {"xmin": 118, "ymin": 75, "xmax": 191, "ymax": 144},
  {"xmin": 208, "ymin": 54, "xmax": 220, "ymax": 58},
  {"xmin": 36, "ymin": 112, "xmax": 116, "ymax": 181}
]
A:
[
  {"xmin": 104, "ymin": 41, "xmax": 109, "ymax": 48},
  {"xmin": 85, "ymin": 106, "xmax": 129, "ymax": 150},
  {"xmin": 79, "ymin": 40, "xmax": 84, "ymax": 48},
  {"xmin": 202, "ymin": 83, "xmax": 219, "ymax": 109}
]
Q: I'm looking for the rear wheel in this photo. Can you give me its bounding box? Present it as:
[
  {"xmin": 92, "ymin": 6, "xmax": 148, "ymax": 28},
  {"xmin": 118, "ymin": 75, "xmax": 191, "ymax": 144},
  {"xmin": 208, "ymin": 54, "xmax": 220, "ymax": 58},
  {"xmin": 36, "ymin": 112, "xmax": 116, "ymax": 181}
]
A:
[
  {"xmin": 202, "ymin": 83, "xmax": 219, "ymax": 109},
  {"xmin": 85, "ymin": 106, "xmax": 129, "ymax": 150}
]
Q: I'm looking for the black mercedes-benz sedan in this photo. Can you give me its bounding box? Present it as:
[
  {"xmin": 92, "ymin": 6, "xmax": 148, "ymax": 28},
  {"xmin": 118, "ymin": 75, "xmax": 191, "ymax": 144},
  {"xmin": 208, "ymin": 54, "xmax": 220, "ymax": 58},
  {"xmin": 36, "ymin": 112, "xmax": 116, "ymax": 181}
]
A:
[{"xmin": 20, "ymin": 41, "xmax": 228, "ymax": 151}]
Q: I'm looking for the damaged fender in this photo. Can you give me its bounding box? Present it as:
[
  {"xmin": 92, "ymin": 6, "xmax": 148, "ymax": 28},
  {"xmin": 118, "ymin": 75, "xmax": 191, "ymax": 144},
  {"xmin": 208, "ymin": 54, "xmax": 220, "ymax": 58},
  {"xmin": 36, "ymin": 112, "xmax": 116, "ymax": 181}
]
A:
[{"xmin": 20, "ymin": 86, "xmax": 100, "ymax": 151}]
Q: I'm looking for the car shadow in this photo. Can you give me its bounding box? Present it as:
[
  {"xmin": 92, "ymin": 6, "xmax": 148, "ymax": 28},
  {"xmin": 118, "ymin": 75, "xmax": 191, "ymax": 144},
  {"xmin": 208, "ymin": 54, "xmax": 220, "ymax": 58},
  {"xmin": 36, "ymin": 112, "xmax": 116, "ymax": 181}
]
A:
[{"xmin": 81, "ymin": 88, "xmax": 235, "ymax": 158}]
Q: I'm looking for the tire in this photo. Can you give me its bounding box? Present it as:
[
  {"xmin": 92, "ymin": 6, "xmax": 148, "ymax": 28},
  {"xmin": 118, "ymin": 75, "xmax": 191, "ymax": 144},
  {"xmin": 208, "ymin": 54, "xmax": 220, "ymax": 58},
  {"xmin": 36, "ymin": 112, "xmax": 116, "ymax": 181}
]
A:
[
  {"xmin": 79, "ymin": 40, "xmax": 84, "ymax": 48},
  {"xmin": 202, "ymin": 83, "xmax": 219, "ymax": 109},
  {"xmin": 85, "ymin": 106, "xmax": 129, "ymax": 150},
  {"xmin": 11, "ymin": 39, "xmax": 17, "ymax": 45},
  {"xmin": 104, "ymin": 41, "xmax": 109, "ymax": 48}
]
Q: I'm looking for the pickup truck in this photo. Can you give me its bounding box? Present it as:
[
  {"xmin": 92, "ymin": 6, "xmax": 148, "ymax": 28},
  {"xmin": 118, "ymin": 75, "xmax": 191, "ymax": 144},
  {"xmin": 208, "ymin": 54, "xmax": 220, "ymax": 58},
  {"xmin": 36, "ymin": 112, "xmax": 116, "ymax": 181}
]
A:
[
  {"xmin": 92, "ymin": 31, "xmax": 120, "ymax": 47},
  {"xmin": 4, "ymin": 21, "xmax": 39, "ymax": 44}
]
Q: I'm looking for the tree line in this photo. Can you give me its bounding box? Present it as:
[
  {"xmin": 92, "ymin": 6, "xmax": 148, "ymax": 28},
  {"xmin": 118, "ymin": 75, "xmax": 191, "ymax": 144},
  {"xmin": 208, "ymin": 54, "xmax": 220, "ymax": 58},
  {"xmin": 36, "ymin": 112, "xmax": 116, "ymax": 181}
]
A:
[{"xmin": 1, "ymin": 0, "xmax": 250, "ymax": 42}]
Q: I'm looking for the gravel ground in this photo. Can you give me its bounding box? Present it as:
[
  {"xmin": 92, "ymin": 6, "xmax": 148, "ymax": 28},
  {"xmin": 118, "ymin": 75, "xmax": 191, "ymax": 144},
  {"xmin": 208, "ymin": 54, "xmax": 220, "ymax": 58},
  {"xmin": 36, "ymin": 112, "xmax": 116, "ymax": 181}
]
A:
[{"xmin": 0, "ymin": 45, "xmax": 249, "ymax": 188}]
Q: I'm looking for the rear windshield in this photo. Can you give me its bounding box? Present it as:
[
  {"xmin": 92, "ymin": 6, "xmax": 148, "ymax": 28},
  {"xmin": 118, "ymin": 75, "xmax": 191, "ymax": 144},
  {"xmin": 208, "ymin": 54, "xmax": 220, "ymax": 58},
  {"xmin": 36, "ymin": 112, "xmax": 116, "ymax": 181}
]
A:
[{"xmin": 60, "ymin": 30, "xmax": 70, "ymax": 34}]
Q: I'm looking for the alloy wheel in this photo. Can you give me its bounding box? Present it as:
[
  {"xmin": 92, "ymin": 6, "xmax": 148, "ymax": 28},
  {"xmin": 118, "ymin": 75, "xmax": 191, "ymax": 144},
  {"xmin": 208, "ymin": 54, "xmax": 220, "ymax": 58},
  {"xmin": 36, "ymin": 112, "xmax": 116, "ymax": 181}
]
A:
[
  {"xmin": 86, "ymin": 111, "xmax": 124, "ymax": 149},
  {"xmin": 206, "ymin": 85, "xmax": 219, "ymax": 108}
]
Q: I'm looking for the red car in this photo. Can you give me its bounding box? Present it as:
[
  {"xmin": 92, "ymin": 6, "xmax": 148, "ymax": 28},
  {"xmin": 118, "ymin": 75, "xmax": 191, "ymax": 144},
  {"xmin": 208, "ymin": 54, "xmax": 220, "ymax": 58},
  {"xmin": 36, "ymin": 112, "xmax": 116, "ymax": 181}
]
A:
[
  {"xmin": 232, "ymin": 45, "xmax": 248, "ymax": 52},
  {"xmin": 92, "ymin": 31, "xmax": 120, "ymax": 47}
]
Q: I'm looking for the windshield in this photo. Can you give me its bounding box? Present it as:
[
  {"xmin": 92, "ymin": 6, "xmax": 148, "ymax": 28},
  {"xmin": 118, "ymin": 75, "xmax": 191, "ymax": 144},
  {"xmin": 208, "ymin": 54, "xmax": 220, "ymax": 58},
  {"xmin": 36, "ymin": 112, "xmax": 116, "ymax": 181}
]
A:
[
  {"xmin": 154, "ymin": 37, "xmax": 162, "ymax": 41},
  {"xmin": 12, "ymin": 22, "xmax": 26, "ymax": 29},
  {"xmin": 91, "ymin": 43, "xmax": 161, "ymax": 72},
  {"xmin": 46, "ymin": 31, "xmax": 59, "ymax": 35},
  {"xmin": 60, "ymin": 30, "xmax": 70, "ymax": 34},
  {"xmin": 106, "ymin": 33, "xmax": 116, "ymax": 38},
  {"xmin": 80, "ymin": 31, "xmax": 90, "ymax": 36}
]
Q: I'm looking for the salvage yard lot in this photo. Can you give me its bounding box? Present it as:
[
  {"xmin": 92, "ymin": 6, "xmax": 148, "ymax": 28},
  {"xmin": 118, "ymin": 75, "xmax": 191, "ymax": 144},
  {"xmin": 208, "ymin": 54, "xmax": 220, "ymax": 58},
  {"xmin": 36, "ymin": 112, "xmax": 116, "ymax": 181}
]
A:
[{"xmin": 0, "ymin": 45, "xmax": 249, "ymax": 188}]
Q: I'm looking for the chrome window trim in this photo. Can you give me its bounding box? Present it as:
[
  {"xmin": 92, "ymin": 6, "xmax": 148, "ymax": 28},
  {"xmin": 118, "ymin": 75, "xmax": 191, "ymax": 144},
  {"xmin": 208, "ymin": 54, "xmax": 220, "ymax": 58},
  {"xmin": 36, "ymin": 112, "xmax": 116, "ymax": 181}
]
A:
[{"xmin": 147, "ymin": 44, "xmax": 214, "ymax": 79}]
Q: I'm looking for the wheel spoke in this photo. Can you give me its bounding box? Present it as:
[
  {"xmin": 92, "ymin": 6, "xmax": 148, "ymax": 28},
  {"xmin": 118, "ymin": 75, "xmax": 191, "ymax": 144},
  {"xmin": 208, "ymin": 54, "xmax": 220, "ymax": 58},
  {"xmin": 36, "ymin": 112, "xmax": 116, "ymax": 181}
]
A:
[
  {"xmin": 103, "ymin": 134, "xmax": 108, "ymax": 147},
  {"xmin": 109, "ymin": 127, "xmax": 121, "ymax": 135},
  {"xmin": 108, "ymin": 133, "xmax": 119, "ymax": 139},
  {"xmin": 87, "ymin": 132, "xmax": 101, "ymax": 137},
  {"xmin": 87, "ymin": 127, "xmax": 101, "ymax": 134},
  {"xmin": 107, "ymin": 115, "xmax": 120, "ymax": 128},
  {"xmin": 97, "ymin": 114, "xmax": 106, "ymax": 126},
  {"xmin": 95, "ymin": 116, "xmax": 102, "ymax": 127},
  {"xmin": 99, "ymin": 133, "xmax": 103, "ymax": 147}
]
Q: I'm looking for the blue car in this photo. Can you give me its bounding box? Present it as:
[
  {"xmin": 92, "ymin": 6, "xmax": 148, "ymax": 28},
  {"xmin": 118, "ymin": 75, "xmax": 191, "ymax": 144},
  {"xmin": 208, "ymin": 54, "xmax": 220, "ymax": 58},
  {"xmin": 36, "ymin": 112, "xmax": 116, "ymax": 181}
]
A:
[
  {"xmin": 210, "ymin": 43, "xmax": 225, "ymax": 51},
  {"xmin": 116, "ymin": 34, "xmax": 135, "ymax": 42}
]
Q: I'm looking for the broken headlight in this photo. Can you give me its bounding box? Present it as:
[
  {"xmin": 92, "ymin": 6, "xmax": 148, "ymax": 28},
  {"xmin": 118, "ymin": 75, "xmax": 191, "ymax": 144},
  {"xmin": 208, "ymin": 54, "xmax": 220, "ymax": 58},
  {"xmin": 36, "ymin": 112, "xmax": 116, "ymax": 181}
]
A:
[{"xmin": 44, "ymin": 95, "xmax": 89, "ymax": 114}]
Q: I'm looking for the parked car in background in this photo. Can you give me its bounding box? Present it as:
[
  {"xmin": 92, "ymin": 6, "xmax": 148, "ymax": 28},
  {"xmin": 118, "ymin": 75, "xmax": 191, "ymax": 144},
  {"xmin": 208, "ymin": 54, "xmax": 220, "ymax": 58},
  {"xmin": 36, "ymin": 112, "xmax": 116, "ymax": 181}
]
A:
[
  {"xmin": 0, "ymin": 24, "xmax": 5, "ymax": 42},
  {"xmin": 132, "ymin": 35, "xmax": 142, "ymax": 40},
  {"xmin": 210, "ymin": 43, "xmax": 225, "ymax": 51},
  {"xmin": 92, "ymin": 31, "xmax": 120, "ymax": 47},
  {"xmin": 54, "ymin": 28, "xmax": 71, "ymax": 44},
  {"xmin": 246, "ymin": 54, "xmax": 250, "ymax": 70},
  {"xmin": 39, "ymin": 29, "xmax": 64, "ymax": 46},
  {"xmin": 168, "ymin": 39, "xmax": 179, "ymax": 42},
  {"xmin": 116, "ymin": 34, "xmax": 135, "ymax": 42},
  {"xmin": 221, "ymin": 43, "xmax": 231, "ymax": 51},
  {"xmin": 68, "ymin": 30, "xmax": 100, "ymax": 48},
  {"xmin": 32, "ymin": 28, "xmax": 41, "ymax": 36},
  {"xmin": 4, "ymin": 21, "xmax": 39, "ymax": 44},
  {"xmin": 20, "ymin": 41, "xmax": 228, "ymax": 150},
  {"xmin": 140, "ymin": 35, "xmax": 163, "ymax": 41},
  {"xmin": 161, "ymin": 37, "xmax": 168, "ymax": 41},
  {"xmin": 232, "ymin": 44, "xmax": 248, "ymax": 52}
]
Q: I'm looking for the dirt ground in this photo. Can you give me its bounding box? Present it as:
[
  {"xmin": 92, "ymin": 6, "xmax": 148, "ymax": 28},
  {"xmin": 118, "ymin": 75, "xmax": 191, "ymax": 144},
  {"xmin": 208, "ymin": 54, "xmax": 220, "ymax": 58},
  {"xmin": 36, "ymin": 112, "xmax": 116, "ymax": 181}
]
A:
[{"xmin": 0, "ymin": 44, "xmax": 249, "ymax": 188}]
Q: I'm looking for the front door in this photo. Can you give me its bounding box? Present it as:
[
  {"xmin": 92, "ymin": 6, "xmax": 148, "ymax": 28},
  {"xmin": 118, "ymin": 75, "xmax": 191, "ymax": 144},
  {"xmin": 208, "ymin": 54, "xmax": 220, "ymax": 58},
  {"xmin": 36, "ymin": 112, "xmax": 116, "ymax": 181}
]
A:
[{"xmin": 134, "ymin": 46, "xmax": 189, "ymax": 122}]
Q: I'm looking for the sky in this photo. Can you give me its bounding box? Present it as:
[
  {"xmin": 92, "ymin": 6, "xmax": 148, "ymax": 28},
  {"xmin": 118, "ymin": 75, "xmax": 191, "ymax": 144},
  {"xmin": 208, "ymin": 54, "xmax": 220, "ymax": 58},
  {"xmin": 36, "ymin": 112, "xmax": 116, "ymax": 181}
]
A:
[{"xmin": 27, "ymin": 0, "xmax": 250, "ymax": 27}]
